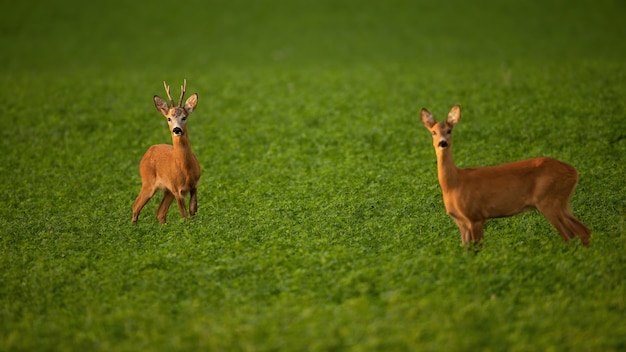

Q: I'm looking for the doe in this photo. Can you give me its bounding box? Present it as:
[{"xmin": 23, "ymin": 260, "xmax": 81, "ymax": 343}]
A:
[
  {"xmin": 421, "ymin": 105, "xmax": 590, "ymax": 247},
  {"xmin": 132, "ymin": 80, "xmax": 201, "ymax": 224}
]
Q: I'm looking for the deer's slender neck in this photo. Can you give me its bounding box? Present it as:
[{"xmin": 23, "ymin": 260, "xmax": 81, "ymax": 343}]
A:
[
  {"xmin": 172, "ymin": 133, "xmax": 194, "ymax": 161},
  {"xmin": 436, "ymin": 147, "xmax": 459, "ymax": 191}
]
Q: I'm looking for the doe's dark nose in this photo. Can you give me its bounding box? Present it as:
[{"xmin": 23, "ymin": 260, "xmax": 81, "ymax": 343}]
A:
[
  {"xmin": 438, "ymin": 140, "xmax": 448, "ymax": 148},
  {"xmin": 172, "ymin": 127, "xmax": 183, "ymax": 135}
]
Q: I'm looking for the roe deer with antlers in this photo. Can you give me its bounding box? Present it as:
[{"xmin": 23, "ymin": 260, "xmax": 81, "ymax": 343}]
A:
[
  {"xmin": 421, "ymin": 105, "xmax": 590, "ymax": 247},
  {"xmin": 132, "ymin": 79, "xmax": 200, "ymax": 224}
]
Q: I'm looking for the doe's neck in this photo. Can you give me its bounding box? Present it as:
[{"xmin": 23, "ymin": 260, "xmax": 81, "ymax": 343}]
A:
[{"xmin": 436, "ymin": 147, "xmax": 459, "ymax": 190}]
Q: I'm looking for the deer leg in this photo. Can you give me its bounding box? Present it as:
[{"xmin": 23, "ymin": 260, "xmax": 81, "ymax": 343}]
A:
[
  {"xmin": 132, "ymin": 187, "xmax": 156, "ymax": 224},
  {"xmin": 537, "ymin": 205, "xmax": 576, "ymax": 242},
  {"xmin": 469, "ymin": 221, "xmax": 485, "ymax": 243},
  {"xmin": 189, "ymin": 188, "xmax": 198, "ymax": 217},
  {"xmin": 453, "ymin": 218, "xmax": 472, "ymax": 244},
  {"xmin": 565, "ymin": 212, "xmax": 591, "ymax": 247},
  {"xmin": 175, "ymin": 192, "xmax": 189, "ymax": 219},
  {"xmin": 157, "ymin": 190, "xmax": 175, "ymax": 224}
]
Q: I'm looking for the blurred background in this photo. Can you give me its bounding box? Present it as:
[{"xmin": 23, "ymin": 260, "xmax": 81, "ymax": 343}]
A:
[{"xmin": 2, "ymin": 0, "xmax": 624, "ymax": 74}]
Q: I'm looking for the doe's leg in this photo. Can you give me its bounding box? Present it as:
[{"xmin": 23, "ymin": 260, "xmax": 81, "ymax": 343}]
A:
[
  {"xmin": 469, "ymin": 221, "xmax": 485, "ymax": 243},
  {"xmin": 537, "ymin": 205, "xmax": 576, "ymax": 242},
  {"xmin": 565, "ymin": 212, "xmax": 591, "ymax": 247},
  {"xmin": 453, "ymin": 218, "xmax": 471, "ymax": 244}
]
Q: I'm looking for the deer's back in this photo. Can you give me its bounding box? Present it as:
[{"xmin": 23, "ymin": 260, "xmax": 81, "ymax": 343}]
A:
[
  {"xmin": 451, "ymin": 157, "xmax": 578, "ymax": 219},
  {"xmin": 462, "ymin": 157, "xmax": 576, "ymax": 182}
]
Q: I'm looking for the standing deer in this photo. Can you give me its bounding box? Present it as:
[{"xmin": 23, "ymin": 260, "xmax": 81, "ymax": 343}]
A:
[
  {"xmin": 421, "ymin": 105, "xmax": 590, "ymax": 247},
  {"xmin": 132, "ymin": 80, "xmax": 201, "ymax": 224}
]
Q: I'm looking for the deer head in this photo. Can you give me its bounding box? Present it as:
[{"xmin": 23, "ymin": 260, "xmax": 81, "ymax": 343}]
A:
[
  {"xmin": 153, "ymin": 79, "xmax": 198, "ymax": 136},
  {"xmin": 421, "ymin": 105, "xmax": 461, "ymax": 151}
]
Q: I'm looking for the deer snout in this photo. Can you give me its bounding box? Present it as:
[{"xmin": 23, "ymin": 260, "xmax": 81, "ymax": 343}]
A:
[
  {"xmin": 438, "ymin": 140, "xmax": 449, "ymax": 148},
  {"xmin": 172, "ymin": 127, "xmax": 183, "ymax": 135}
]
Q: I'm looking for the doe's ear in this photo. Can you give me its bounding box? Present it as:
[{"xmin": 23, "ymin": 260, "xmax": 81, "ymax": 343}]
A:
[
  {"xmin": 447, "ymin": 105, "xmax": 461, "ymax": 126},
  {"xmin": 154, "ymin": 95, "xmax": 170, "ymax": 116},
  {"xmin": 184, "ymin": 93, "xmax": 198, "ymax": 114},
  {"xmin": 421, "ymin": 108, "xmax": 436, "ymax": 128}
]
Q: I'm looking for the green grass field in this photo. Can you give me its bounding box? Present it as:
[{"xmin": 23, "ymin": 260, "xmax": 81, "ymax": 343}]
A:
[{"xmin": 1, "ymin": 0, "xmax": 625, "ymax": 350}]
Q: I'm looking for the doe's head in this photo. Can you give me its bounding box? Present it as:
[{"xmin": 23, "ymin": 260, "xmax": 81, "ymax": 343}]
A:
[
  {"xmin": 421, "ymin": 105, "xmax": 461, "ymax": 150},
  {"xmin": 153, "ymin": 79, "xmax": 198, "ymax": 136}
]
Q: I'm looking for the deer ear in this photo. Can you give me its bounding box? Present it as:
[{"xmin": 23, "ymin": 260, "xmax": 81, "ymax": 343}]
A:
[
  {"xmin": 154, "ymin": 95, "xmax": 170, "ymax": 116},
  {"xmin": 447, "ymin": 105, "xmax": 461, "ymax": 126},
  {"xmin": 184, "ymin": 93, "xmax": 198, "ymax": 114},
  {"xmin": 421, "ymin": 108, "xmax": 436, "ymax": 128}
]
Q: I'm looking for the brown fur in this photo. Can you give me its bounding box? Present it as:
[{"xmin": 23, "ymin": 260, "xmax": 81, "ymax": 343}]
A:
[
  {"xmin": 421, "ymin": 105, "xmax": 590, "ymax": 247},
  {"xmin": 132, "ymin": 80, "xmax": 200, "ymax": 224}
]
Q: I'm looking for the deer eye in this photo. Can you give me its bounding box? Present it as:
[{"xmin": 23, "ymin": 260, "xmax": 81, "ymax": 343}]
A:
[
  {"xmin": 182, "ymin": 117, "xmax": 187, "ymax": 121},
  {"xmin": 447, "ymin": 130, "xmax": 452, "ymax": 135},
  {"xmin": 167, "ymin": 118, "xmax": 171, "ymax": 122}
]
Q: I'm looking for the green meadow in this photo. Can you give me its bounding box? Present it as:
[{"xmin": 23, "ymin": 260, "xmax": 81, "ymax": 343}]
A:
[{"xmin": 1, "ymin": 0, "xmax": 625, "ymax": 350}]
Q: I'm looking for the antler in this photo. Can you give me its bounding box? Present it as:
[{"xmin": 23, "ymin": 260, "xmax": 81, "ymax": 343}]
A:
[
  {"xmin": 177, "ymin": 79, "xmax": 187, "ymax": 107},
  {"xmin": 162, "ymin": 79, "xmax": 188, "ymax": 107},
  {"xmin": 163, "ymin": 81, "xmax": 174, "ymax": 107}
]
